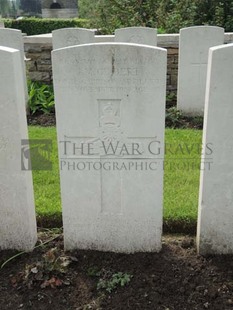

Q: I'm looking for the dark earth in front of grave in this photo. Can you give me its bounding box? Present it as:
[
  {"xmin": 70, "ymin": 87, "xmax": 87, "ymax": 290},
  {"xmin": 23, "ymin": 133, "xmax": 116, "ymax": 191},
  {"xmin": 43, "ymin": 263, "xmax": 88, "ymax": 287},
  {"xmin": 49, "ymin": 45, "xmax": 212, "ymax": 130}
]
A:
[
  {"xmin": 27, "ymin": 113, "xmax": 56, "ymax": 127},
  {"xmin": 36, "ymin": 214, "xmax": 197, "ymax": 235},
  {"xmin": 0, "ymin": 232, "xmax": 232, "ymax": 310}
]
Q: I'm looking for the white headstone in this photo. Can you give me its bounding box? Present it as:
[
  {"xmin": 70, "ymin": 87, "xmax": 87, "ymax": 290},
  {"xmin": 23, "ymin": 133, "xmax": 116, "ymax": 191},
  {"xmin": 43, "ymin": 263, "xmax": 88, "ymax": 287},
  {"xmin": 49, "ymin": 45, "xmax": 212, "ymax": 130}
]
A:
[
  {"xmin": 0, "ymin": 46, "xmax": 37, "ymax": 251},
  {"xmin": 115, "ymin": 27, "xmax": 157, "ymax": 46},
  {"xmin": 53, "ymin": 43, "xmax": 167, "ymax": 253},
  {"xmin": 197, "ymin": 43, "xmax": 233, "ymax": 255},
  {"xmin": 95, "ymin": 35, "xmax": 115, "ymax": 43},
  {"xmin": 0, "ymin": 29, "xmax": 28, "ymax": 111},
  {"xmin": 52, "ymin": 28, "xmax": 95, "ymax": 50},
  {"xmin": 177, "ymin": 26, "xmax": 224, "ymax": 115},
  {"xmin": 0, "ymin": 22, "xmax": 4, "ymax": 28}
]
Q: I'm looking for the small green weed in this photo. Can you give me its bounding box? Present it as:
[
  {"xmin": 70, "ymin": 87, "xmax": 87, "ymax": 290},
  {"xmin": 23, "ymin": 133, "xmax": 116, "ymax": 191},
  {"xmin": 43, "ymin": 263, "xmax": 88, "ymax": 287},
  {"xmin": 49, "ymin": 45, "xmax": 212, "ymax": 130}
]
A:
[
  {"xmin": 166, "ymin": 91, "xmax": 177, "ymax": 108},
  {"xmin": 28, "ymin": 80, "xmax": 55, "ymax": 115},
  {"xmin": 87, "ymin": 266, "xmax": 133, "ymax": 293},
  {"xmin": 97, "ymin": 272, "xmax": 132, "ymax": 293},
  {"xmin": 166, "ymin": 107, "xmax": 184, "ymax": 128},
  {"xmin": 87, "ymin": 267, "xmax": 132, "ymax": 293}
]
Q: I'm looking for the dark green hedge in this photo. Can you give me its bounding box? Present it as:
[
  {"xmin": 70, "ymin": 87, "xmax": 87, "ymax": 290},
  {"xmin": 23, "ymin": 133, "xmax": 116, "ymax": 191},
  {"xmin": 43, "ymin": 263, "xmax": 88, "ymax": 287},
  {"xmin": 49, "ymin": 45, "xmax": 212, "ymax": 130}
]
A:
[
  {"xmin": 1, "ymin": 17, "xmax": 90, "ymax": 35},
  {"xmin": 81, "ymin": 0, "xmax": 233, "ymax": 34}
]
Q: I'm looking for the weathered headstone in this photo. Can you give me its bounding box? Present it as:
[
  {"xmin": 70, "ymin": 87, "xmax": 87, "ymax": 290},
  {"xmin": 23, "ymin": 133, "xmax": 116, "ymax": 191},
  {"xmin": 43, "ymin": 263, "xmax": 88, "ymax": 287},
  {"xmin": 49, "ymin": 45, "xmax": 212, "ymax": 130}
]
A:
[
  {"xmin": 0, "ymin": 22, "xmax": 4, "ymax": 28},
  {"xmin": 197, "ymin": 43, "xmax": 233, "ymax": 255},
  {"xmin": 0, "ymin": 28, "xmax": 28, "ymax": 111},
  {"xmin": 53, "ymin": 43, "xmax": 167, "ymax": 253},
  {"xmin": 115, "ymin": 27, "xmax": 157, "ymax": 46},
  {"xmin": 177, "ymin": 26, "xmax": 224, "ymax": 115},
  {"xmin": 0, "ymin": 46, "xmax": 37, "ymax": 251},
  {"xmin": 52, "ymin": 28, "xmax": 95, "ymax": 50}
]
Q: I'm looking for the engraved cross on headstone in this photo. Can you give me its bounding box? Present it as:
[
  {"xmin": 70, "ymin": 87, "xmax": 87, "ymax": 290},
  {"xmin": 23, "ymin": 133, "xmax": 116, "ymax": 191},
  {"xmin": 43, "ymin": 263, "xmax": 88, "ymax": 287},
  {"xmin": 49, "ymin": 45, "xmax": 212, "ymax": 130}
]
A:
[
  {"xmin": 63, "ymin": 99, "xmax": 156, "ymax": 216},
  {"xmin": 191, "ymin": 51, "xmax": 207, "ymax": 84}
]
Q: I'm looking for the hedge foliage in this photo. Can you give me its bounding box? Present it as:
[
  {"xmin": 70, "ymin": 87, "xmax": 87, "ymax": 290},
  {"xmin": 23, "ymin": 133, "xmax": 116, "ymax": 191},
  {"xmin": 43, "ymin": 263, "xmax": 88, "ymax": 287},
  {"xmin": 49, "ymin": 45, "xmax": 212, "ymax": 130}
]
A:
[
  {"xmin": 157, "ymin": 0, "xmax": 233, "ymax": 33},
  {"xmin": 81, "ymin": 0, "xmax": 233, "ymax": 34},
  {"xmin": 2, "ymin": 0, "xmax": 233, "ymax": 35},
  {"xmin": 1, "ymin": 17, "xmax": 90, "ymax": 35},
  {"xmin": 92, "ymin": 0, "xmax": 158, "ymax": 34}
]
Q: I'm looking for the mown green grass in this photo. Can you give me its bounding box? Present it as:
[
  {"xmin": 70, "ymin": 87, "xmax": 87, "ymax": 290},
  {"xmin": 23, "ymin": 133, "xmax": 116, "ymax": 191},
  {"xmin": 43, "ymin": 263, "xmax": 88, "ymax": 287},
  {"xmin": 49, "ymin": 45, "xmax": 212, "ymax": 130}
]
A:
[
  {"xmin": 164, "ymin": 129, "xmax": 202, "ymax": 226},
  {"xmin": 28, "ymin": 127, "xmax": 61, "ymax": 220},
  {"xmin": 28, "ymin": 126, "xmax": 202, "ymax": 230}
]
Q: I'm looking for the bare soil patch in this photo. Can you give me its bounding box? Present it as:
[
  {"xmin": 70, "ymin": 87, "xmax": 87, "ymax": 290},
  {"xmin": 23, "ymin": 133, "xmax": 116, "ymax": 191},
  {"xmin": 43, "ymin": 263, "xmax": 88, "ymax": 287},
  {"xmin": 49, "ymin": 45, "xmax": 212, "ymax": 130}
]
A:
[{"xmin": 0, "ymin": 232, "xmax": 232, "ymax": 310}]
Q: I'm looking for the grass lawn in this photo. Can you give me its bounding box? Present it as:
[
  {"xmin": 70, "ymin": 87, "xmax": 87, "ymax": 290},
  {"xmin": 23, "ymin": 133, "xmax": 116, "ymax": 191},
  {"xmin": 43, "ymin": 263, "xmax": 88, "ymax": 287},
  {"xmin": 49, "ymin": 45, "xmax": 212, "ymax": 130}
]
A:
[
  {"xmin": 28, "ymin": 126, "xmax": 202, "ymax": 232},
  {"xmin": 28, "ymin": 127, "xmax": 61, "ymax": 223},
  {"xmin": 163, "ymin": 129, "xmax": 202, "ymax": 232}
]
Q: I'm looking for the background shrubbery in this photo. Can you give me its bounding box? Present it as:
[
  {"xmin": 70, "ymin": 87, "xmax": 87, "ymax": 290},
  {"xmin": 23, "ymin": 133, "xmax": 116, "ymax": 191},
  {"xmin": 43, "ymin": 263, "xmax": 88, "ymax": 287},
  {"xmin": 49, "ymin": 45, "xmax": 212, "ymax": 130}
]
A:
[
  {"xmin": 1, "ymin": 17, "xmax": 90, "ymax": 35},
  {"xmin": 157, "ymin": 0, "xmax": 233, "ymax": 33},
  {"xmin": 89, "ymin": 0, "xmax": 159, "ymax": 34},
  {"xmin": 80, "ymin": 0, "xmax": 233, "ymax": 34},
  {"xmin": 1, "ymin": 1, "xmax": 233, "ymax": 34}
]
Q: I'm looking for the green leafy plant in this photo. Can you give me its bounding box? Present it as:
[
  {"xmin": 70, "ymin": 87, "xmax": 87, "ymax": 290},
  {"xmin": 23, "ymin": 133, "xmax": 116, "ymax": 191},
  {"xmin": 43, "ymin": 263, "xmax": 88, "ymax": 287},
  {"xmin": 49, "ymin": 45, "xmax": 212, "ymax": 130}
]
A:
[
  {"xmin": 97, "ymin": 271, "xmax": 132, "ymax": 293},
  {"xmin": 87, "ymin": 267, "xmax": 132, "ymax": 293},
  {"xmin": 28, "ymin": 80, "xmax": 55, "ymax": 115},
  {"xmin": 166, "ymin": 91, "xmax": 177, "ymax": 109},
  {"xmin": 157, "ymin": 0, "xmax": 197, "ymax": 33},
  {"xmin": 166, "ymin": 107, "xmax": 184, "ymax": 128}
]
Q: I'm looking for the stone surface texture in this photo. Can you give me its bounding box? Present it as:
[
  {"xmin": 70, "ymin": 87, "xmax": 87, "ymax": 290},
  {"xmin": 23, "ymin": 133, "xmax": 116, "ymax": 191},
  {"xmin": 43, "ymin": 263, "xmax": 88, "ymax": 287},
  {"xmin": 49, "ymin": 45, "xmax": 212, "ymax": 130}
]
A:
[
  {"xmin": 0, "ymin": 47, "xmax": 37, "ymax": 251},
  {"xmin": 53, "ymin": 43, "xmax": 167, "ymax": 253},
  {"xmin": 115, "ymin": 27, "xmax": 157, "ymax": 46},
  {"xmin": 0, "ymin": 28, "xmax": 28, "ymax": 108},
  {"xmin": 197, "ymin": 43, "xmax": 233, "ymax": 255},
  {"xmin": 177, "ymin": 26, "xmax": 224, "ymax": 115},
  {"xmin": 52, "ymin": 28, "xmax": 95, "ymax": 50}
]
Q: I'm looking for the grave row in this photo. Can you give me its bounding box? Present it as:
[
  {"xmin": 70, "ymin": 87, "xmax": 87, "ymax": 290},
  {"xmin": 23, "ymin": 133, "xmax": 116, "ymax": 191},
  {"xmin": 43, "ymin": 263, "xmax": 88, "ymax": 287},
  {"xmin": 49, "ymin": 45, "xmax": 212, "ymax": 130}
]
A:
[
  {"xmin": 0, "ymin": 26, "xmax": 227, "ymax": 115},
  {"xmin": 0, "ymin": 26, "xmax": 232, "ymax": 255}
]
